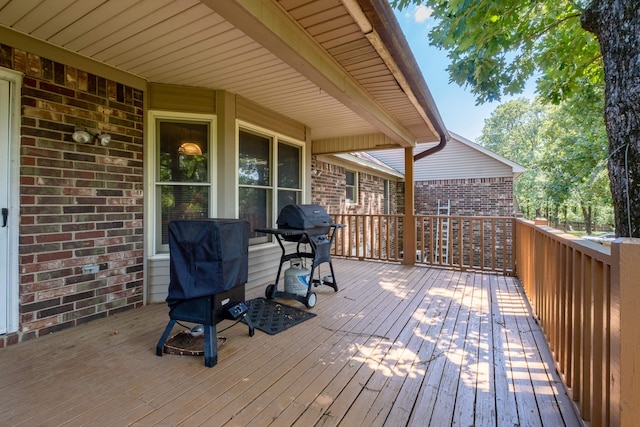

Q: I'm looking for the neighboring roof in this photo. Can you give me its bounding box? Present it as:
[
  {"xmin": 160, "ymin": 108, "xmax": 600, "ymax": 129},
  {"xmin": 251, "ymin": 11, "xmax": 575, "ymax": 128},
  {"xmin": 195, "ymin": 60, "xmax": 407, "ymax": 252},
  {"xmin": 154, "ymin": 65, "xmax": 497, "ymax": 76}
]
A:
[
  {"xmin": 0, "ymin": 0, "xmax": 448, "ymax": 151},
  {"xmin": 326, "ymin": 152, "xmax": 405, "ymax": 179},
  {"xmin": 364, "ymin": 131, "xmax": 526, "ymax": 180}
]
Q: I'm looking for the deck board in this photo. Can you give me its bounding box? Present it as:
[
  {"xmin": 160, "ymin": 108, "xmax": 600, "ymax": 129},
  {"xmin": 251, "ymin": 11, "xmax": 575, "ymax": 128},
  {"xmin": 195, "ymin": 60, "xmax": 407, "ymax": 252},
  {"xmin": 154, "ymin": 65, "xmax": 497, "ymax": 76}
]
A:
[{"xmin": 0, "ymin": 259, "xmax": 580, "ymax": 426}]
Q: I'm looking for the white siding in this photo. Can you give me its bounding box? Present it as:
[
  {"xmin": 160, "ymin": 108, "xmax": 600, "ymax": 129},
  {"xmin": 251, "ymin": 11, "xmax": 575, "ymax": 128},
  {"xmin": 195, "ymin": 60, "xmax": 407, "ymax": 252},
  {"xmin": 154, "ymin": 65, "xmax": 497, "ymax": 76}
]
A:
[{"xmin": 368, "ymin": 135, "xmax": 522, "ymax": 181}]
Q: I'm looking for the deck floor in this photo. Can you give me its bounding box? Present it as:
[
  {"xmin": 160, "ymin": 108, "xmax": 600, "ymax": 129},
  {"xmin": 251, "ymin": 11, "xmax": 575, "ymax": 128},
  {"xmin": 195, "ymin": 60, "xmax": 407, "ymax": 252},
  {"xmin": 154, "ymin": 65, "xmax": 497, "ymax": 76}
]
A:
[{"xmin": 0, "ymin": 259, "xmax": 581, "ymax": 426}]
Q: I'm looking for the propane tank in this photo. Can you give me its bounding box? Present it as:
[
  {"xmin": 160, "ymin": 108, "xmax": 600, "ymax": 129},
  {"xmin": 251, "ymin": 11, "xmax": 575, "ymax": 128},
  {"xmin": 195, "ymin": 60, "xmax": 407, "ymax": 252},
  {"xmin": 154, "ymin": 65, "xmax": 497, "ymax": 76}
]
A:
[{"xmin": 284, "ymin": 258, "xmax": 310, "ymax": 296}]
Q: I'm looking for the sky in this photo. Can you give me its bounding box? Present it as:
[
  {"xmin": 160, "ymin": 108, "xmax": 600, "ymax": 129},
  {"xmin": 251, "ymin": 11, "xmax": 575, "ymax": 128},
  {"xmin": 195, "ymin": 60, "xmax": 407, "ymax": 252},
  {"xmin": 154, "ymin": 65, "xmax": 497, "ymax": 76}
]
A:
[{"xmin": 393, "ymin": 5, "xmax": 535, "ymax": 142}]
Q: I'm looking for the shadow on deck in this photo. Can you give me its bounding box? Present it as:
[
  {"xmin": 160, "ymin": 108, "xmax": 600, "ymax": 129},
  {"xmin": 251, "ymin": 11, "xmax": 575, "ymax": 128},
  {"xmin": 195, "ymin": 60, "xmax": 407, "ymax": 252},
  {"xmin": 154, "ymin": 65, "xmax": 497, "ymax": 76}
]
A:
[{"xmin": 0, "ymin": 259, "xmax": 581, "ymax": 426}]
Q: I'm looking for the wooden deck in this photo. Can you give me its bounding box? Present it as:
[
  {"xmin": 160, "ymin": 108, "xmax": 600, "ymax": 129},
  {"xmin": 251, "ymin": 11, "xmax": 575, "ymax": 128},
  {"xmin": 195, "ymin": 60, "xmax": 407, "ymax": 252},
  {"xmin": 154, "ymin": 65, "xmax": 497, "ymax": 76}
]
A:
[{"xmin": 0, "ymin": 259, "xmax": 581, "ymax": 426}]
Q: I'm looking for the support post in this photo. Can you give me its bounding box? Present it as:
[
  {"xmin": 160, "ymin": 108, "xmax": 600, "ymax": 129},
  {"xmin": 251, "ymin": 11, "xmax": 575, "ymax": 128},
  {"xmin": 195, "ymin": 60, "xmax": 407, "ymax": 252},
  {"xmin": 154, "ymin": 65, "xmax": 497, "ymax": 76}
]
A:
[
  {"xmin": 610, "ymin": 238, "xmax": 640, "ymax": 426},
  {"xmin": 402, "ymin": 147, "xmax": 415, "ymax": 266}
]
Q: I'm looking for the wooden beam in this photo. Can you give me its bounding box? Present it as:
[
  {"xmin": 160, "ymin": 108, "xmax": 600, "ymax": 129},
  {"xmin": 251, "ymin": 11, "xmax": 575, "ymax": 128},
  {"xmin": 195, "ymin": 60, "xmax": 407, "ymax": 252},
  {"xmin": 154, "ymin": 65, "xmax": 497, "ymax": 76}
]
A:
[{"xmin": 402, "ymin": 147, "xmax": 415, "ymax": 266}]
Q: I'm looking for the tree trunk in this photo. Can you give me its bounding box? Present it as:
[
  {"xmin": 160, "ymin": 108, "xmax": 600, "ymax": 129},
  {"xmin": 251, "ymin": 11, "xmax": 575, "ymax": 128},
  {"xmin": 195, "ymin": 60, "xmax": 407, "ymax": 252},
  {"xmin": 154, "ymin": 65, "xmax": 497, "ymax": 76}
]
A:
[
  {"xmin": 582, "ymin": 203, "xmax": 593, "ymax": 235},
  {"xmin": 582, "ymin": 0, "xmax": 640, "ymax": 237}
]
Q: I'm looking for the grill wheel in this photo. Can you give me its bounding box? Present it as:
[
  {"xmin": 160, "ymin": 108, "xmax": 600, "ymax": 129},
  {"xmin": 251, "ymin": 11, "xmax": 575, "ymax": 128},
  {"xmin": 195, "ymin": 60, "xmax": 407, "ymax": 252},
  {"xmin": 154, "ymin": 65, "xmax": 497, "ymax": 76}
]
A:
[{"xmin": 305, "ymin": 292, "xmax": 317, "ymax": 308}]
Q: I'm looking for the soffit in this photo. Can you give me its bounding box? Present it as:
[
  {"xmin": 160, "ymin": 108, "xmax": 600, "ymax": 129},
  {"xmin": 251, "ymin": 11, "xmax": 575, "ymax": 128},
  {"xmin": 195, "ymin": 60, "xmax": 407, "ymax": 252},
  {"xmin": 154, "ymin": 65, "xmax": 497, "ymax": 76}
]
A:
[{"xmin": 0, "ymin": 0, "xmax": 440, "ymax": 146}]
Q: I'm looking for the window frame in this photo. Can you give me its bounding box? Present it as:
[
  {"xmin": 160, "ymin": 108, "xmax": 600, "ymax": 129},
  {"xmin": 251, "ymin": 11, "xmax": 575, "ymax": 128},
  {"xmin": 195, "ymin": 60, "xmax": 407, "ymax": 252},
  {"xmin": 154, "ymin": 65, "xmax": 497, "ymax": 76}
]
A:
[
  {"xmin": 148, "ymin": 111, "xmax": 217, "ymax": 255},
  {"xmin": 345, "ymin": 169, "xmax": 358, "ymax": 205},
  {"xmin": 383, "ymin": 179, "xmax": 390, "ymax": 214},
  {"xmin": 236, "ymin": 121, "xmax": 305, "ymax": 246}
]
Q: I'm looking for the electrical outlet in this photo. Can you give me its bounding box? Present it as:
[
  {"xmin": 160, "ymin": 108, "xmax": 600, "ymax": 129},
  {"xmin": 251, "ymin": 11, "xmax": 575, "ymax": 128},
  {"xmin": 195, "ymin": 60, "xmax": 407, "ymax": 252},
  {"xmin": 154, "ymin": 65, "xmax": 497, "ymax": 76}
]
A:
[{"xmin": 82, "ymin": 264, "xmax": 99, "ymax": 274}]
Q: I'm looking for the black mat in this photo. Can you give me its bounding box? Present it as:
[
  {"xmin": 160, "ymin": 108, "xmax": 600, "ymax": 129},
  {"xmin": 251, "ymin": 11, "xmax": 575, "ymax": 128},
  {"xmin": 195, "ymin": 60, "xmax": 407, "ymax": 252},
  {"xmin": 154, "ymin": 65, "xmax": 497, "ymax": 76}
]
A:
[{"xmin": 242, "ymin": 297, "xmax": 316, "ymax": 335}]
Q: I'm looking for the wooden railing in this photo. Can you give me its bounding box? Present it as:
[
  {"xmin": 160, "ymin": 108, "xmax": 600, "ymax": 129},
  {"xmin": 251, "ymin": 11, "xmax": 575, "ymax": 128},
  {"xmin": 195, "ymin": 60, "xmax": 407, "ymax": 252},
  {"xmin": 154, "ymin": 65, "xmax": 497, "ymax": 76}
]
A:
[
  {"xmin": 330, "ymin": 214, "xmax": 515, "ymax": 274},
  {"xmin": 515, "ymin": 219, "xmax": 640, "ymax": 427},
  {"xmin": 516, "ymin": 219, "xmax": 612, "ymax": 425},
  {"xmin": 330, "ymin": 214, "xmax": 403, "ymax": 262}
]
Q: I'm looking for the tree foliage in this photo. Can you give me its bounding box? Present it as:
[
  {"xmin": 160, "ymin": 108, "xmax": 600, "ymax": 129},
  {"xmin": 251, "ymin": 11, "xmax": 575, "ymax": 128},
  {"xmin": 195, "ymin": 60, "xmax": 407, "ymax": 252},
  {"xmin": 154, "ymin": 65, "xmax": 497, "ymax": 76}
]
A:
[
  {"xmin": 392, "ymin": 0, "xmax": 602, "ymax": 104},
  {"xmin": 393, "ymin": 0, "xmax": 640, "ymax": 237},
  {"xmin": 478, "ymin": 96, "xmax": 611, "ymax": 231},
  {"xmin": 478, "ymin": 99, "xmax": 546, "ymax": 218}
]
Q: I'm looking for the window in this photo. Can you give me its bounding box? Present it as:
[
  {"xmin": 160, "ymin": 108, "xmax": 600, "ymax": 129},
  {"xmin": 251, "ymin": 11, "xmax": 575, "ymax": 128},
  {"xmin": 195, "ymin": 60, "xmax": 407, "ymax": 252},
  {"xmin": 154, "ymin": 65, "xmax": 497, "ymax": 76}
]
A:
[
  {"xmin": 238, "ymin": 127, "xmax": 302, "ymax": 245},
  {"xmin": 383, "ymin": 179, "xmax": 390, "ymax": 214},
  {"xmin": 345, "ymin": 170, "xmax": 358, "ymax": 204},
  {"xmin": 152, "ymin": 114, "xmax": 215, "ymax": 253}
]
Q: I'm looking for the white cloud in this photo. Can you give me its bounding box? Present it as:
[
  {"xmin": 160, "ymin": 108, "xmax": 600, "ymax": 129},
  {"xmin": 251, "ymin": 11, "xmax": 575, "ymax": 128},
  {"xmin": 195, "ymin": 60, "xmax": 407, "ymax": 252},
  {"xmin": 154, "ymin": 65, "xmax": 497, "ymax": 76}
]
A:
[{"xmin": 413, "ymin": 5, "xmax": 433, "ymax": 23}]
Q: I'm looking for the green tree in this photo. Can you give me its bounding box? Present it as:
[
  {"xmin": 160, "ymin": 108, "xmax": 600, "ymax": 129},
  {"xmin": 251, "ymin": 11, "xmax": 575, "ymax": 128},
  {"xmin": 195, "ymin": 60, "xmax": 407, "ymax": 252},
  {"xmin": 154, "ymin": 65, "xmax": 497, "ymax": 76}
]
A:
[
  {"xmin": 478, "ymin": 95, "xmax": 611, "ymax": 232},
  {"xmin": 538, "ymin": 86, "xmax": 611, "ymax": 233},
  {"xmin": 392, "ymin": 0, "xmax": 640, "ymax": 237},
  {"xmin": 478, "ymin": 99, "xmax": 547, "ymax": 219}
]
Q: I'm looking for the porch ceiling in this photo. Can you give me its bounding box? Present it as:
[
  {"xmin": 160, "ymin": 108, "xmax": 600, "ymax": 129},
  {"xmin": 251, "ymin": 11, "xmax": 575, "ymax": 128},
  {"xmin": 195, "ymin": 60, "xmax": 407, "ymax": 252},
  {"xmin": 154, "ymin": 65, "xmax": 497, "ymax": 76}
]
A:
[{"xmin": 0, "ymin": 0, "xmax": 445, "ymax": 149}]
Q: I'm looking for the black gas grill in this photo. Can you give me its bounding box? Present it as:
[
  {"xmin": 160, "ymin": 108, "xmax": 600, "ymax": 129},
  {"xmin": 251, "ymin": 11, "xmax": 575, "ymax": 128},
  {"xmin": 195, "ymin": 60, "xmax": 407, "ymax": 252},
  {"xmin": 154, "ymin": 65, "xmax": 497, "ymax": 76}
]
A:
[
  {"xmin": 156, "ymin": 219, "xmax": 254, "ymax": 367},
  {"xmin": 256, "ymin": 204, "xmax": 344, "ymax": 308}
]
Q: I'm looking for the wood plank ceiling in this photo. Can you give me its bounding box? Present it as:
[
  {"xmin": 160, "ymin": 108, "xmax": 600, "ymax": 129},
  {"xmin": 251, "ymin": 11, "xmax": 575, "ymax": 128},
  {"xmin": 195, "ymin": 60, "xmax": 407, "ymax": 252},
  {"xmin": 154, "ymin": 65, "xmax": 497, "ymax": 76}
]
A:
[{"xmin": 0, "ymin": 0, "xmax": 440, "ymax": 147}]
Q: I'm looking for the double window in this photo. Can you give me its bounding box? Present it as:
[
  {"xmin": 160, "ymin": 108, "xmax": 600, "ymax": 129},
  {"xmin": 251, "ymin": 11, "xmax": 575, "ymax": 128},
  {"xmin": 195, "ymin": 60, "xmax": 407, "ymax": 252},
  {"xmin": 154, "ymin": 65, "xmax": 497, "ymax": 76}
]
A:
[
  {"xmin": 238, "ymin": 127, "xmax": 302, "ymax": 245},
  {"xmin": 150, "ymin": 115, "xmax": 302, "ymax": 252}
]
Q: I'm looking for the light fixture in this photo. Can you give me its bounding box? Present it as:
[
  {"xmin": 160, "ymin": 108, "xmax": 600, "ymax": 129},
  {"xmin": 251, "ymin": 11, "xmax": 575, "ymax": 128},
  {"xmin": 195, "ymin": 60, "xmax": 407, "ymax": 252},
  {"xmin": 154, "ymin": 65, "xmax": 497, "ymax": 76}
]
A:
[
  {"xmin": 178, "ymin": 142, "xmax": 202, "ymax": 156},
  {"xmin": 95, "ymin": 132, "xmax": 111, "ymax": 146},
  {"xmin": 71, "ymin": 128, "xmax": 112, "ymax": 145},
  {"xmin": 72, "ymin": 129, "xmax": 91, "ymax": 143}
]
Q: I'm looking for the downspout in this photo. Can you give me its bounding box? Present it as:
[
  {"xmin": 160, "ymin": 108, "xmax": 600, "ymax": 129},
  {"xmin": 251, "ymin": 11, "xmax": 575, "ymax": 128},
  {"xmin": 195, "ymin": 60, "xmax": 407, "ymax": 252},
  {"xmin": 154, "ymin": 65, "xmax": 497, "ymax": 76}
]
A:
[{"xmin": 414, "ymin": 132, "xmax": 447, "ymax": 161}]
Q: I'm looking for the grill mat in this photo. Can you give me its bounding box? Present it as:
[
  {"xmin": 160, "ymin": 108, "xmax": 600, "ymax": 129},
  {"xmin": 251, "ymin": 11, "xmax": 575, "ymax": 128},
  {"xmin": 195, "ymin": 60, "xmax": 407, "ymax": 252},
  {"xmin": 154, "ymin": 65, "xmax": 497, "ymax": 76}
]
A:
[{"xmin": 242, "ymin": 297, "xmax": 316, "ymax": 335}]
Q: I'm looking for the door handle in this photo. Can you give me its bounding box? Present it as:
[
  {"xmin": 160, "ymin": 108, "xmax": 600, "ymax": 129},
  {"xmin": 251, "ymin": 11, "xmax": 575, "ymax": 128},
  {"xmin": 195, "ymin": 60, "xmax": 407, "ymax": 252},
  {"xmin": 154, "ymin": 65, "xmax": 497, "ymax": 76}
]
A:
[{"xmin": 1, "ymin": 208, "xmax": 7, "ymax": 227}]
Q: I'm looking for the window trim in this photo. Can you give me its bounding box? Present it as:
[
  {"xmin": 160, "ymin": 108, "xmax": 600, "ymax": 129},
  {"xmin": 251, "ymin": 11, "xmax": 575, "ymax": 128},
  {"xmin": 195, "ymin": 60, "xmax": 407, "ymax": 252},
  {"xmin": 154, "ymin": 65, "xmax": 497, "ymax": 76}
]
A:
[
  {"xmin": 148, "ymin": 110, "xmax": 217, "ymax": 255},
  {"xmin": 236, "ymin": 120, "xmax": 305, "ymax": 246}
]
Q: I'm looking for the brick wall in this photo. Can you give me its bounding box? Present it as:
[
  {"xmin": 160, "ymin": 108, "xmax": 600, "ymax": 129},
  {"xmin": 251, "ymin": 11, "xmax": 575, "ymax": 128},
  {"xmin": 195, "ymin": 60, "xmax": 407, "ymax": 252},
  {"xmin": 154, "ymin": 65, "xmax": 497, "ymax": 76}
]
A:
[
  {"xmin": 311, "ymin": 157, "xmax": 397, "ymax": 215},
  {"xmin": 313, "ymin": 159, "xmax": 514, "ymax": 218},
  {"xmin": 414, "ymin": 178, "xmax": 514, "ymax": 216},
  {"xmin": 0, "ymin": 45, "xmax": 144, "ymax": 347}
]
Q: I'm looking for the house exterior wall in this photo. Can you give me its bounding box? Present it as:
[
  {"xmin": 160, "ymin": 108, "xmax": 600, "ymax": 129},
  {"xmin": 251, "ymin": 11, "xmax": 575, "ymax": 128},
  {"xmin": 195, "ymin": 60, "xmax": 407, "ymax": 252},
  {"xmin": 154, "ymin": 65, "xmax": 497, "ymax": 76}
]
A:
[
  {"xmin": 310, "ymin": 156, "xmax": 398, "ymax": 215},
  {"xmin": 369, "ymin": 138, "xmax": 519, "ymax": 181},
  {"xmin": 0, "ymin": 45, "xmax": 144, "ymax": 346},
  {"xmin": 369, "ymin": 137, "xmax": 521, "ymax": 218},
  {"xmin": 312, "ymin": 157, "xmax": 513, "ymax": 218},
  {"xmin": 414, "ymin": 177, "xmax": 515, "ymax": 217}
]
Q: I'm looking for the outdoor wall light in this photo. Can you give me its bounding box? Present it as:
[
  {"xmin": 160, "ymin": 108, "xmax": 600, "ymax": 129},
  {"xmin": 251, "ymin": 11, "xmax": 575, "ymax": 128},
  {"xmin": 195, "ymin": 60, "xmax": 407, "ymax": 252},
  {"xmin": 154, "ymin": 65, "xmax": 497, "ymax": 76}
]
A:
[
  {"xmin": 95, "ymin": 132, "xmax": 111, "ymax": 146},
  {"xmin": 72, "ymin": 128, "xmax": 112, "ymax": 145},
  {"xmin": 71, "ymin": 129, "xmax": 92, "ymax": 143}
]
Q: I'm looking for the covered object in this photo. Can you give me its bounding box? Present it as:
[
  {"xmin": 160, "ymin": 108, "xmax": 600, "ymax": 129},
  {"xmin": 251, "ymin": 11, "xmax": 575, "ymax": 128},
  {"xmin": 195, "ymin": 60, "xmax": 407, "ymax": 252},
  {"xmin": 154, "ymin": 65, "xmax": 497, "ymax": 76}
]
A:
[
  {"xmin": 156, "ymin": 219, "xmax": 253, "ymax": 367},
  {"xmin": 166, "ymin": 219, "xmax": 249, "ymax": 307}
]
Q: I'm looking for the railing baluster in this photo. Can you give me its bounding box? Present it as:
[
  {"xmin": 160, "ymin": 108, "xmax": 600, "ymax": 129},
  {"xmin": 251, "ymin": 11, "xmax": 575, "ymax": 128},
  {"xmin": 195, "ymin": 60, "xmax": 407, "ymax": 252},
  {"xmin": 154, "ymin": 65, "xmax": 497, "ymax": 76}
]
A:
[{"xmin": 329, "ymin": 213, "xmax": 517, "ymax": 275}]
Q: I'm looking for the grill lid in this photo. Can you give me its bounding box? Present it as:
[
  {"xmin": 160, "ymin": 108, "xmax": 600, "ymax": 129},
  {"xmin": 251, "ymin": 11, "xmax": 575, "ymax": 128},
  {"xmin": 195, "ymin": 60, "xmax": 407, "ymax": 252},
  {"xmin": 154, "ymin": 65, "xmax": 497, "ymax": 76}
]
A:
[{"xmin": 276, "ymin": 204, "xmax": 333, "ymax": 230}]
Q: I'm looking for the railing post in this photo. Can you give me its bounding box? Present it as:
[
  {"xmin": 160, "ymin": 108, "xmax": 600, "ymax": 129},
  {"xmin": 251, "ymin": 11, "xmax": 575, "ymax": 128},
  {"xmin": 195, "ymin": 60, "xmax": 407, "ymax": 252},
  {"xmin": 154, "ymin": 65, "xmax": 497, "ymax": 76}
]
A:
[
  {"xmin": 402, "ymin": 147, "xmax": 415, "ymax": 266},
  {"xmin": 610, "ymin": 238, "xmax": 640, "ymax": 426}
]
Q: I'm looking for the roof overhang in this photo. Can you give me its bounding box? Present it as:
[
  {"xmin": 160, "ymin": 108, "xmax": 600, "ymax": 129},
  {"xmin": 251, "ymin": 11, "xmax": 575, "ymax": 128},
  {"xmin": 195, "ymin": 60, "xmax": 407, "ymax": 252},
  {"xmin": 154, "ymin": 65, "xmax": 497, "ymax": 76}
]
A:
[
  {"xmin": 324, "ymin": 152, "xmax": 405, "ymax": 179},
  {"xmin": 0, "ymin": 0, "xmax": 448, "ymax": 152}
]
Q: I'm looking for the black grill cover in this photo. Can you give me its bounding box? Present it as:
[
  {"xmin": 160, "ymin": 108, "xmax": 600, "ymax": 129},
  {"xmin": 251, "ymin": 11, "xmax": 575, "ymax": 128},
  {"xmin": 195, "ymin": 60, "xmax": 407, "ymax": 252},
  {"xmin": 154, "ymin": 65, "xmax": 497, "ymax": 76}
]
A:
[
  {"xmin": 276, "ymin": 204, "xmax": 333, "ymax": 230},
  {"xmin": 166, "ymin": 219, "xmax": 249, "ymax": 308}
]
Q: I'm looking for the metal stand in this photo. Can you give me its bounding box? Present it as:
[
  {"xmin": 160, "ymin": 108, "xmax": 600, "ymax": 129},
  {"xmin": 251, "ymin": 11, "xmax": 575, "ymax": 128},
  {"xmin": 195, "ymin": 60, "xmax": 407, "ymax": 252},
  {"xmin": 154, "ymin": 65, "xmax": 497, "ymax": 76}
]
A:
[
  {"xmin": 156, "ymin": 290, "xmax": 254, "ymax": 367},
  {"xmin": 255, "ymin": 225, "xmax": 344, "ymax": 308}
]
